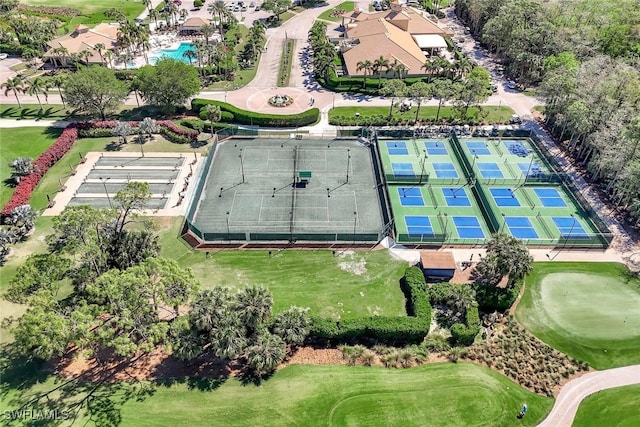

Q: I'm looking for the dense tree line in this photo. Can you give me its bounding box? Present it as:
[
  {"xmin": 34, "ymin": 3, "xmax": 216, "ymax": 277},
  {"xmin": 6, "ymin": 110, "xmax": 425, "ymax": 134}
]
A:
[
  {"xmin": 455, "ymin": 0, "xmax": 640, "ymax": 85},
  {"xmin": 538, "ymin": 55, "xmax": 640, "ymax": 224},
  {"xmin": 5, "ymin": 182, "xmax": 309, "ymax": 377}
]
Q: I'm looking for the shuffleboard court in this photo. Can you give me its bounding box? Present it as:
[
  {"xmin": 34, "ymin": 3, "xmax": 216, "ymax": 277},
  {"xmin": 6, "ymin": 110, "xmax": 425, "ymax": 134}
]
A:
[
  {"xmin": 68, "ymin": 197, "xmax": 168, "ymax": 209},
  {"xmin": 86, "ymin": 169, "xmax": 179, "ymax": 180},
  {"xmin": 386, "ymin": 141, "xmax": 409, "ymax": 155},
  {"xmin": 95, "ymin": 156, "xmax": 185, "ymax": 167},
  {"xmin": 77, "ymin": 182, "xmax": 174, "ymax": 194},
  {"xmin": 453, "ymin": 216, "xmax": 485, "ymax": 238},
  {"xmin": 490, "ymin": 188, "xmax": 520, "ymax": 207}
]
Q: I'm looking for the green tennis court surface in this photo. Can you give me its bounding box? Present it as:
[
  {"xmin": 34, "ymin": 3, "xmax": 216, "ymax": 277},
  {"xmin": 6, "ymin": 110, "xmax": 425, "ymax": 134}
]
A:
[
  {"xmin": 379, "ymin": 135, "xmax": 609, "ymax": 246},
  {"xmin": 186, "ymin": 139, "xmax": 386, "ymax": 243}
]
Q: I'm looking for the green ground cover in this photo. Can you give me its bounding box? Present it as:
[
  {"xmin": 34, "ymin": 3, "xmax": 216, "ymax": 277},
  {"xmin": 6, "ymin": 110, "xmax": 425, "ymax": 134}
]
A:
[
  {"xmin": 318, "ymin": 1, "xmax": 355, "ymax": 22},
  {"xmin": 0, "ymin": 127, "xmax": 62, "ymax": 207},
  {"xmin": 0, "ymin": 104, "xmax": 183, "ymax": 121},
  {"xmin": 573, "ymin": 384, "xmax": 640, "ymax": 427},
  {"xmin": 0, "ymin": 362, "xmax": 553, "ymax": 426},
  {"xmin": 516, "ymin": 262, "xmax": 640, "ymax": 369},
  {"xmin": 329, "ymin": 105, "xmax": 515, "ymax": 124},
  {"xmin": 21, "ymin": 0, "xmax": 145, "ymax": 32},
  {"xmin": 170, "ymin": 247, "xmax": 408, "ymax": 319}
]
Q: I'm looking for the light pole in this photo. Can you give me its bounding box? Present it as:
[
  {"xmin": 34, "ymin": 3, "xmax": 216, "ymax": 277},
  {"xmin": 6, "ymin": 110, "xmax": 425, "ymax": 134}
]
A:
[
  {"xmin": 561, "ymin": 214, "xmax": 577, "ymax": 254},
  {"xmin": 239, "ymin": 148, "xmax": 245, "ymax": 183},
  {"xmin": 443, "ymin": 212, "xmax": 448, "ymax": 242},
  {"xmin": 99, "ymin": 177, "xmax": 112, "ymax": 209},
  {"xmin": 346, "ymin": 149, "xmax": 351, "ymax": 184},
  {"xmin": 523, "ymin": 153, "xmax": 534, "ymax": 183},
  {"xmin": 500, "ymin": 213, "xmax": 506, "ymax": 234},
  {"xmin": 226, "ymin": 211, "xmax": 230, "ymax": 240},
  {"xmin": 353, "ymin": 211, "xmax": 357, "ymax": 247}
]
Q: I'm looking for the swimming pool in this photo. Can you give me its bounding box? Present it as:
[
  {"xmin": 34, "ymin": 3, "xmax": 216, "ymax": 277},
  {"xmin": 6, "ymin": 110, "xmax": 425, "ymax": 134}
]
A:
[{"xmin": 149, "ymin": 42, "xmax": 194, "ymax": 64}]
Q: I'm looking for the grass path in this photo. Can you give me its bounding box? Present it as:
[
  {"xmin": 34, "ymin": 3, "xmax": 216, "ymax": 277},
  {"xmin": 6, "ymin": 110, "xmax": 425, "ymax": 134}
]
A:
[
  {"xmin": 572, "ymin": 384, "xmax": 640, "ymax": 427},
  {"xmin": 516, "ymin": 262, "xmax": 640, "ymax": 369},
  {"xmin": 0, "ymin": 362, "xmax": 553, "ymax": 426}
]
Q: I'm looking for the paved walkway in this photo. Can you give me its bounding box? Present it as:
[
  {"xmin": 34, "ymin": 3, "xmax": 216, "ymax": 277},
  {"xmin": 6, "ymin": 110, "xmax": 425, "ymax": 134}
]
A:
[{"xmin": 537, "ymin": 365, "xmax": 640, "ymax": 427}]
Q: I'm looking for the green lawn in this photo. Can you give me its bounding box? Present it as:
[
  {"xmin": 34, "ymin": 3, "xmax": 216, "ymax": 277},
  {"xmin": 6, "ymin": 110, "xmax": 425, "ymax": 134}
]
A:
[
  {"xmin": 516, "ymin": 262, "xmax": 640, "ymax": 369},
  {"xmin": 0, "ymin": 104, "xmax": 79, "ymax": 120},
  {"xmin": 318, "ymin": 1, "xmax": 355, "ymax": 22},
  {"xmin": 329, "ymin": 105, "xmax": 516, "ymax": 124},
  {"xmin": 0, "ymin": 362, "xmax": 553, "ymax": 426},
  {"xmin": 0, "ymin": 127, "xmax": 63, "ymax": 207},
  {"xmin": 167, "ymin": 244, "xmax": 408, "ymax": 319},
  {"xmin": 573, "ymin": 384, "xmax": 640, "ymax": 427},
  {"xmin": 22, "ymin": 0, "xmax": 146, "ymax": 31}
]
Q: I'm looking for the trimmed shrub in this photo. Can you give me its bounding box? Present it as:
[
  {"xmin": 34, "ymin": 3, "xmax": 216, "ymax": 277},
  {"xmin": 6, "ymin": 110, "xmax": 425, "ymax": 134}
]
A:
[
  {"xmin": 191, "ymin": 99, "xmax": 319, "ymax": 127},
  {"xmin": 451, "ymin": 306, "xmax": 481, "ymax": 346},
  {"xmin": 473, "ymin": 280, "xmax": 522, "ymax": 311},
  {"xmin": 309, "ymin": 316, "xmax": 429, "ymax": 345},
  {"xmin": 400, "ymin": 266, "xmax": 432, "ymax": 322}
]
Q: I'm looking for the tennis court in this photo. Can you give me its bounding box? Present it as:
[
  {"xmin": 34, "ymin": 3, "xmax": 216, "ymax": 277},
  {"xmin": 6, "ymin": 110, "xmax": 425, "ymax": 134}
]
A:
[
  {"xmin": 387, "ymin": 141, "xmax": 409, "ymax": 155},
  {"xmin": 452, "ymin": 216, "xmax": 485, "ymax": 238},
  {"xmin": 534, "ymin": 188, "xmax": 567, "ymax": 207},
  {"xmin": 504, "ymin": 217, "xmax": 539, "ymax": 239},
  {"xmin": 490, "ymin": 188, "xmax": 520, "ymax": 207},
  {"xmin": 380, "ymin": 135, "xmax": 609, "ymax": 247},
  {"xmin": 186, "ymin": 139, "xmax": 385, "ymax": 243}
]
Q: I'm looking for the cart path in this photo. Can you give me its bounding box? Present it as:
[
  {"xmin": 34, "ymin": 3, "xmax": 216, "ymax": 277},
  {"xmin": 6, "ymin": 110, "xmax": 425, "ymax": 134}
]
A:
[{"xmin": 537, "ymin": 364, "xmax": 640, "ymax": 427}]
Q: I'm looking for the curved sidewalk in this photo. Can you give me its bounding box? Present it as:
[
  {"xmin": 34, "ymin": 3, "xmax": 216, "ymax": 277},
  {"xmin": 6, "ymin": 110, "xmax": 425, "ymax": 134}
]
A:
[{"xmin": 537, "ymin": 365, "xmax": 640, "ymax": 427}]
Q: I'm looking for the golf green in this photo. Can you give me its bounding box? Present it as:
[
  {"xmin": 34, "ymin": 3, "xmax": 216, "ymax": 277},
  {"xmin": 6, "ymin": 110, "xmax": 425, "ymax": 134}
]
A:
[
  {"xmin": 516, "ymin": 262, "xmax": 640, "ymax": 369},
  {"xmin": 573, "ymin": 384, "xmax": 640, "ymax": 427}
]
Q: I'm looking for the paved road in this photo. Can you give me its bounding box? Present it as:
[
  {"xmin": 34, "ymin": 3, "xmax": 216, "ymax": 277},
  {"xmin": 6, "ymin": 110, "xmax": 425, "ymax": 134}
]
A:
[{"xmin": 537, "ymin": 365, "xmax": 640, "ymax": 427}]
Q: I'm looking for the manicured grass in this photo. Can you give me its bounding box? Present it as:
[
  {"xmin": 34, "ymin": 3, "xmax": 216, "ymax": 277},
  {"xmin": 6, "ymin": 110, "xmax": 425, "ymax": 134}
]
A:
[
  {"xmin": 22, "ymin": 0, "xmax": 145, "ymax": 31},
  {"xmin": 516, "ymin": 262, "xmax": 640, "ymax": 369},
  {"xmin": 0, "ymin": 127, "xmax": 63, "ymax": 207},
  {"xmin": 0, "ymin": 104, "xmax": 80, "ymax": 120},
  {"xmin": 573, "ymin": 384, "xmax": 640, "ymax": 427},
  {"xmin": 329, "ymin": 105, "xmax": 516, "ymax": 124},
  {"xmin": 169, "ymin": 248, "xmax": 408, "ymax": 319},
  {"xmin": 0, "ymin": 362, "xmax": 553, "ymax": 426},
  {"xmin": 318, "ymin": 1, "xmax": 355, "ymax": 22},
  {"xmin": 277, "ymin": 39, "xmax": 295, "ymax": 87}
]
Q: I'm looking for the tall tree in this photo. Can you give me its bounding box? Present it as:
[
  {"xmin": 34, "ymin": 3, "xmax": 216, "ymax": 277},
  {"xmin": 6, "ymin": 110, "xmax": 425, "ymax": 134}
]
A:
[
  {"xmin": 356, "ymin": 59, "xmax": 373, "ymax": 89},
  {"xmin": 135, "ymin": 58, "xmax": 201, "ymax": 113},
  {"xmin": 2, "ymin": 77, "xmax": 24, "ymax": 108},
  {"xmin": 262, "ymin": 0, "xmax": 291, "ymax": 22},
  {"xmin": 380, "ymin": 79, "xmax": 407, "ymax": 119},
  {"xmin": 407, "ymin": 81, "xmax": 432, "ymax": 122},
  {"xmin": 474, "ymin": 233, "xmax": 533, "ymax": 287},
  {"xmin": 204, "ymin": 104, "xmax": 221, "ymax": 137},
  {"xmin": 63, "ymin": 66, "xmax": 128, "ymax": 120},
  {"xmin": 372, "ymin": 55, "xmax": 389, "ymax": 89}
]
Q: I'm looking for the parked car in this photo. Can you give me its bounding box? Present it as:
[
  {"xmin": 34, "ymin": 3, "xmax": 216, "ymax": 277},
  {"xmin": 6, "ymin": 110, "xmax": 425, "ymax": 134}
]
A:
[
  {"xmin": 507, "ymin": 80, "xmax": 517, "ymax": 89},
  {"xmin": 0, "ymin": 53, "xmax": 8, "ymax": 60},
  {"xmin": 490, "ymin": 84, "xmax": 498, "ymax": 93},
  {"xmin": 509, "ymin": 114, "xmax": 522, "ymax": 124}
]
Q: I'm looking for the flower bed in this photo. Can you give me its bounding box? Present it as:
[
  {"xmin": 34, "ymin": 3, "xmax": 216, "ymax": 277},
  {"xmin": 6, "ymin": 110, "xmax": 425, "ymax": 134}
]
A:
[
  {"xmin": 1, "ymin": 120, "xmax": 199, "ymax": 219},
  {"xmin": 1, "ymin": 126, "xmax": 78, "ymax": 217}
]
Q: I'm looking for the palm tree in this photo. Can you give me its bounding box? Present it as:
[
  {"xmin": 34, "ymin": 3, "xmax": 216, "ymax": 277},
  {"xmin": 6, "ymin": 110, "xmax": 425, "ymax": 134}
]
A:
[
  {"xmin": 246, "ymin": 333, "xmax": 286, "ymax": 376},
  {"xmin": 235, "ymin": 285, "xmax": 273, "ymax": 334},
  {"xmin": 200, "ymin": 24, "xmax": 215, "ymax": 45},
  {"xmin": 373, "ymin": 55, "xmax": 389, "ymax": 88},
  {"xmin": 48, "ymin": 73, "xmax": 68, "ymax": 107},
  {"xmin": 51, "ymin": 46, "xmax": 69, "ymax": 67},
  {"xmin": 204, "ymin": 104, "xmax": 221, "ymax": 137},
  {"xmin": 25, "ymin": 77, "xmax": 46, "ymax": 111},
  {"xmin": 149, "ymin": 9, "xmax": 160, "ymax": 29},
  {"xmin": 182, "ymin": 49, "xmax": 197, "ymax": 65},
  {"xmin": 271, "ymin": 307, "xmax": 310, "ymax": 348},
  {"xmin": 2, "ymin": 77, "xmax": 24, "ymax": 108},
  {"xmin": 104, "ymin": 50, "xmax": 114, "ymax": 69},
  {"xmin": 208, "ymin": 0, "xmax": 227, "ymax": 40},
  {"xmin": 455, "ymin": 56, "xmax": 474, "ymax": 79},
  {"xmin": 422, "ymin": 58, "xmax": 439, "ymax": 82},
  {"xmin": 94, "ymin": 43, "xmax": 106, "ymax": 66},
  {"xmin": 356, "ymin": 59, "xmax": 373, "ymax": 89}
]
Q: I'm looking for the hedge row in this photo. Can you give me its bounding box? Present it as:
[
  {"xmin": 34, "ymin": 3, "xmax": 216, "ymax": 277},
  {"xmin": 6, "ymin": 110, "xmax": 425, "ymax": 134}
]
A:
[
  {"xmin": 1, "ymin": 126, "xmax": 78, "ymax": 217},
  {"xmin": 309, "ymin": 267, "xmax": 432, "ymax": 345},
  {"xmin": 451, "ymin": 306, "xmax": 481, "ymax": 346},
  {"xmin": 309, "ymin": 316, "xmax": 430, "ymax": 345},
  {"xmin": 472, "ymin": 280, "xmax": 522, "ymax": 311},
  {"xmin": 401, "ymin": 266, "xmax": 432, "ymax": 321},
  {"xmin": 191, "ymin": 99, "xmax": 320, "ymax": 127}
]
